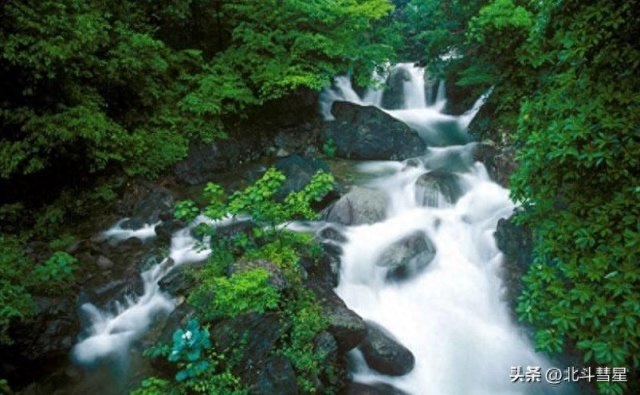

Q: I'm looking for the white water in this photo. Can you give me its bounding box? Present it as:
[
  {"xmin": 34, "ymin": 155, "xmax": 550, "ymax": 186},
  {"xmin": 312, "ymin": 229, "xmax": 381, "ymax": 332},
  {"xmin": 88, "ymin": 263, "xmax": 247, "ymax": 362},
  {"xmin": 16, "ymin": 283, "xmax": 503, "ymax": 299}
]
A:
[
  {"xmin": 319, "ymin": 64, "xmax": 573, "ymax": 394},
  {"xmin": 71, "ymin": 215, "xmax": 234, "ymax": 366},
  {"xmin": 320, "ymin": 63, "xmax": 486, "ymax": 147}
]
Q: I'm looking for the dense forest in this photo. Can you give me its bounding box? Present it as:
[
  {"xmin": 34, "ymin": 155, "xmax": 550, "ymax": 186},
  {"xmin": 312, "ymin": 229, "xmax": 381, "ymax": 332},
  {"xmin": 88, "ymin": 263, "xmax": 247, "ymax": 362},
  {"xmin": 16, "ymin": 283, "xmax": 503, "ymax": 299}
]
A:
[{"xmin": 1, "ymin": 1, "xmax": 638, "ymax": 394}]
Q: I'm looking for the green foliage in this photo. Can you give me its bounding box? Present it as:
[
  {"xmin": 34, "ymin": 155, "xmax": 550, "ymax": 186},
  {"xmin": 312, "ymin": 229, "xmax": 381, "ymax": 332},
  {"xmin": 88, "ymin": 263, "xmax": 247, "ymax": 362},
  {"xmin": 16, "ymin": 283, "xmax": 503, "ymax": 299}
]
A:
[
  {"xmin": 134, "ymin": 320, "xmax": 248, "ymax": 395},
  {"xmin": 323, "ymin": 138, "xmax": 337, "ymax": 158},
  {"xmin": 168, "ymin": 319, "xmax": 212, "ymax": 381},
  {"xmin": 189, "ymin": 268, "xmax": 281, "ymax": 321},
  {"xmin": 35, "ymin": 252, "xmax": 78, "ymax": 287},
  {"xmin": 174, "ymin": 200, "xmax": 200, "ymax": 223},
  {"xmin": 0, "ymin": 236, "xmax": 36, "ymax": 344},
  {"xmin": 280, "ymin": 293, "xmax": 333, "ymax": 392},
  {"xmin": 418, "ymin": 1, "xmax": 640, "ymax": 394},
  {"xmin": 171, "ymin": 168, "xmax": 335, "ymax": 392}
]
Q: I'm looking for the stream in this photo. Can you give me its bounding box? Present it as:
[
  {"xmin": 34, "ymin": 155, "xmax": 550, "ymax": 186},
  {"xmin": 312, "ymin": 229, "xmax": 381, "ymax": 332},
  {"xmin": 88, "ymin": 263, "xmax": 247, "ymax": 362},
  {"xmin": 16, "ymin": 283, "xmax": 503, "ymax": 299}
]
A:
[{"xmin": 69, "ymin": 63, "xmax": 575, "ymax": 395}]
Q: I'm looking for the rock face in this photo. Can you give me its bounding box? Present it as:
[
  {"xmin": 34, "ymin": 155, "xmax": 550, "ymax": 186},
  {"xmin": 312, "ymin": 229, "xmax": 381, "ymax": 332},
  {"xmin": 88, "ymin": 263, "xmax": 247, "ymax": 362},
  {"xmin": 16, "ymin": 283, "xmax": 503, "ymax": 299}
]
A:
[
  {"xmin": 174, "ymin": 132, "xmax": 266, "ymax": 185},
  {"xmin": 323, "ymin": 187, "xmax": 388, "ymax": 226},
  {"xmin": 381, "ymin": 66, "xmax": 411, "ymax": 110},
  {"xmin": 472, "ymin": 143, "xmax": 517, "ymax": 188},
  {"xmin": 253, "ymin": 356, "xmax": 299, "ymax": 395},
  {"xmin": 377, "ymin": 231, "xmax": 436, "ymax": 281},
  {"xmin": 359, "ymin": 321, "xmax": 415, "ymax": 376},
  {"xmin": 324, "ymin": 102, "xmax": 426, "ymax": 160},
  {"xmin": 495, "ymin": 216, "xmax": 533, "ymax": 308},
  {"xmin": 273, "ymin": 154, "xmax": 330, "ymax": 200},
  {"xmin": 415, "ymin": 169, "xmax": 463, "ymax": 206},
  {"xmin": 308, "ymin": 283, "xmax": 366, "ymax": 352},
  {"xmin": 212, "ymin": 312, "xmax": 289, "ymax": 385}
]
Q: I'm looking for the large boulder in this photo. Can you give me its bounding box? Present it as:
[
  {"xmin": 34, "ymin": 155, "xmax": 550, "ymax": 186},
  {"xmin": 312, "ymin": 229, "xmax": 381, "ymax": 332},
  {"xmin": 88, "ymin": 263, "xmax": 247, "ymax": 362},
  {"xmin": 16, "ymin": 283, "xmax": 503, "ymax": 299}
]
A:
[
  {"xmin": 273, "ymin": 154, "xmax": 331, "ymax": 200},
  {"xmin": 359, "ymin": 322, "xmax": 415, "ymax": 376},
  {"xmin": 377, "ymin": 231, "xmax": 436, "ymax": 281},
  {"xmin": 323, "ymin": 187, "xmax": 388, "ymax": 226},
  {"xmin": 212, "ymin": 312, "xmax": 288, "ymax": 383},
  {"xmin": 324, "ymin": 102, "xmax": 426, "ymax": 160},
  {"xmin": 174, "ymin": 133, "xmax": 266, "ymax": 185},
  {"xmin": 252, "ymin": 356, "xmax": 299, "ymax": 395},
  {"xmin": 308, "ymin": 284, "xmax": 367, "ymax": 352},
  {"xmin": 415, "ymin": 169, "xmax": 463, "ymax": 207}
]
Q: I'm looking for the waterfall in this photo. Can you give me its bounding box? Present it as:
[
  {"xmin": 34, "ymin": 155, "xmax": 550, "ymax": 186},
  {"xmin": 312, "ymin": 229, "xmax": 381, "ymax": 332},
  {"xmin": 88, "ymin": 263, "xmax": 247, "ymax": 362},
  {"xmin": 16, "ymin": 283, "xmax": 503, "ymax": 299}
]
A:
[
  {"xmin": 319, "ymin": 63, "xmax": 474, "ymax": 147},
  {"xmin": 70, "ymin": 215, "xmax": 242, "ymax": 366},
  {"xmin": 319, "ymin": 63, "xmax": 576, "ymax": 394}
]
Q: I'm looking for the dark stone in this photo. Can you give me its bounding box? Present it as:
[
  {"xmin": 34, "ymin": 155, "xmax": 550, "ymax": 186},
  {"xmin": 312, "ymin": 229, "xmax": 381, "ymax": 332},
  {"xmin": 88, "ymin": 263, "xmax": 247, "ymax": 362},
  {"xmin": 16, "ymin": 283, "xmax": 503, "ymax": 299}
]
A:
[
  {"xmin": 360, "ymin": 321, "xmax": 415, "ymax": 376},
  {"xmin": 381, "ymin": 66, "xmax": 411, "ymax": 110},
  {"xmin": 318, "ymin": 225, "xmax": 348, "ymax": 243},
  {"xmin": 212, "ymin": 312, "xmax": 288, "ymax": 382},
  {"xmin": 252, "ymin": 356, "xmax": 298, "ymax": 395},
  {"xmin": 120, "ymin": 217, "xmax": 144, "ymax": 230},
  {"xmin": 307, "ymin": 284, "xmax": 366, "ymax": 352},
  {"xmin": 154, "ymin": 303, "xmax": 197, "ymax": 372},
  {"xmin": 472, "ymin": 142, "xmax": 517, "ymax": 188},
  {"xmin": 415, "ymin": 169, "xmax": 463, "ymax": 206},
  {"xmin": 159, "ymin": 263, "xmax": 199, "ymax": 296},
  {"xmin": 95, "ymin": 255, "xmax": 114, "ymax": 270},
  {"xmin": 174, "ymin": 132, "xmax": 266, "ymax": 185},
  {"xmin": 229, "ymin": 259, "xmax": 289, "ymax": 291},
  {"xmin": 495, "ymin": 216, "xmax": 533, "ymax": 308},
  {"xmin": 323, "ymin": 187, "xmax": 388, "ymax": 226},
  {"xmin": 9, "ymin": 296, "xmax": 80, "ymax": 363},
  {"xmin": 342, "ymin": 382, "xmax": 409, "ymax": 395},
  {"xmin": 84, "ymin": 272, "xmax": 145, "ymax": 308},
  {"xmin": 377, "ymin": 231, "xmax": 436, "ymax": 281},
  {"xmin": 154, "ymin": 219, "xmax": 186, "ymax": 243},
  {"xmin": 301, "ymin": 244, "xmax": 341, "ymax": 290},
  {"xmin": 324, "ymin": 102, "xmax": 426, "ymax": 160},
  {"xmin": 274, "ymin": 154, "xmax": 330, "ymax": 200}
]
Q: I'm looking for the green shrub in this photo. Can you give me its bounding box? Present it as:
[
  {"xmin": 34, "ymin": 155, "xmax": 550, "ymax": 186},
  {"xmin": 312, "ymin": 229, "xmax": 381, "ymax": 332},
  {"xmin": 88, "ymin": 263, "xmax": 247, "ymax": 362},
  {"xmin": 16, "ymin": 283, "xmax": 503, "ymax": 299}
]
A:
[{"xmin": 189, "ymin": 268, "xmax": 280, "ymax": 321}]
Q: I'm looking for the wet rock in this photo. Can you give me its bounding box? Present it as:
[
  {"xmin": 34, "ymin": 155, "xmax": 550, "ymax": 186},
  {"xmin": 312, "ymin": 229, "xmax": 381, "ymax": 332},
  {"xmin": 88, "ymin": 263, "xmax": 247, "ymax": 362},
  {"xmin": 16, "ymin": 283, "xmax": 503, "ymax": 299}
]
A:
[
  {"xmin": 318, "ymin": 225, "xmax": 347, "ymax": 243},
  {"xmin": 360, "ymin": 321, "xmax": 415, "ymax": 376},
  {"xmin": 415, "ymin": 169, "xmax": 463, "ymax": 206},
  {"xmin": 174, "ymin": 133, "xmax": 265, "ymax": 185},
  {"xmin": 381, "ymin": 66, "xmax": 411, "ymax": 110},
  {"xmin": 495, "ymin": 216, "xmax": 533, "ymax": 307},
  {"xmin": 472, "ymin": 142, "xmax": 517, "ymax": 188},
  {"xmin": 229, "ymin": 260, "xmax": 289, "ymax": 291},
  {"xmin": 323, "ymin": 187, "xmax": 388, "ymax": 226},
  {"xmin": 274, "ymin": 154, "xmax": 330, "ymax": 200},
  {"xmin": 324, "ymin": 102, "xmax": 426, "ymax": 160},
  {"xmin": 84, "ymin": 273, "xmax": 145, "ymax": 307},
  {"xmin": 301, "ymin": 244, "xmax": 341, "ymax": 289},
  {"xmin": 315, "ymin": 331, "xmax": 339, "ymax": 367},
  {"xmin": 212, "ymin": 312, "xmax": 288, "ymax": 383},
  {"xmin": 308, "ymin": 284, "xmax": 366, "ymax": 351},
  {"xmin": 9, "ymin": 296, "xmax": 80, "ymax": 363},
  {"xmin": 154, "ymin": 219, "xmax": 186, "ymax": 243},
  {"xmin": 342, "ymin": 382, "xmax": 409, "ymax": 395},
  {"xmin": 95, "ymin": 255, "xmax": 114, "ymax": 270},
  {"xmin": 120, "ymin": 217, "xmax": 145, "ymax": 230},
  {"xmin": 134, "ymin": 187, "xmax": 174, "ymax": 222},
  {"xmin": 252, "ymin": 356, "xmax": 298, "ymax": 395},
  {"xmin": 159, "ymin": 263, "xmax": 199, "ymax": 296},
  {"xmin": 377, "ymin": 231, "xmax": 436, "ymax": 281}
]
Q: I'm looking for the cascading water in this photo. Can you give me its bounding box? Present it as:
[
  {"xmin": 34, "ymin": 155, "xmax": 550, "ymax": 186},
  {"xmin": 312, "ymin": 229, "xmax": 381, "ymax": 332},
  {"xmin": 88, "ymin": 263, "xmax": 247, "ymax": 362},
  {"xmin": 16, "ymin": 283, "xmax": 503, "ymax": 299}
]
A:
[
  {"xmin": 319, "ymin": 63, "xmax": 575, "ymax": 394},
  {"xmin": 70, "ymin": 215, "xmax": 231, "ymax": 367}
]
